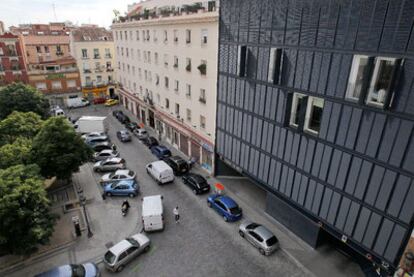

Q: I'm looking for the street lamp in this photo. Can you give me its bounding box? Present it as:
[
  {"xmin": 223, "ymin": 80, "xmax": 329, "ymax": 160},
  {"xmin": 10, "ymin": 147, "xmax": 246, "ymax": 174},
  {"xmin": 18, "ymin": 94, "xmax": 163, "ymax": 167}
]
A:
[{"xmin": 77, "ymin": 188, "xmax": 93, "ymax": 238}]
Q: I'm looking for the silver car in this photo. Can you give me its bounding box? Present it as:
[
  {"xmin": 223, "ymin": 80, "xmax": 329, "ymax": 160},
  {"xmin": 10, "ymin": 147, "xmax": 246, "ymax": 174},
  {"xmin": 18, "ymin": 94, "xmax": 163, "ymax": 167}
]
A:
[
  {"xmin": 104, "ymin": 233, "xmax": 150, "ymax": 272},
  {"xmin": 93, "ymin": 149, "xmax": 119, "ymax": 161},
  {"xmin": 100, "ymin": 169, "xmax": 136, "ymax": 184},
  {"xmin": 93, "ymin": 158, "xmax": 125, "ymax": 172},
  {"xmin": 239, "ymin": 221, "xmax": 279, "ymax": 255},
  {"xmin": 82, "ymin": 132, "xmax": 108, "ymax": 141}
]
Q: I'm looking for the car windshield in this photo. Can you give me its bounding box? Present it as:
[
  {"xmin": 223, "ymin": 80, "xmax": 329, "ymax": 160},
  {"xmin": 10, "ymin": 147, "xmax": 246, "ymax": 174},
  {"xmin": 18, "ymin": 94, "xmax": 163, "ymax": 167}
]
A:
[
  {"xmin": 110, "ymin": 183, "xmax": 117, "ymax": 189},
  {"xmin": 229, "ymin": 206, "xmax": 241, "ymax": 215},
  {"xmin": 266, "ymin": 236, "xmax": 279, "ymax": 246},
  {"xmin": 108, "ymin": 173, "xmax": 115, "ymax": 178},
  {"xmin": 246, "ymin": 223, "xmax": 260, "ymax": 229},
  {"xmin": 104, "ymin": 251, "xmax": 116, "ymax": 264},
  {"xmin": 70, "ymin": 264, "xmax": 86, "ymax": 277},
  {"xmin": 197, "ymin": 181, "xmax": 208, "ymax": 188},
  {"xmin": 125, "ymin": 237, "xmax": 140, "ymax": 247}
]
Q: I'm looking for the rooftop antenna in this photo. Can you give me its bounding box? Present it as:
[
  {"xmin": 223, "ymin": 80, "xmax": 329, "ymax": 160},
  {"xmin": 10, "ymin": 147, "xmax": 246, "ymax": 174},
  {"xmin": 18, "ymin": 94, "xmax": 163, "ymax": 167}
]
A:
[{"xmin": 52, "ymin": 3, "xmax": 57, "ymax": 21}]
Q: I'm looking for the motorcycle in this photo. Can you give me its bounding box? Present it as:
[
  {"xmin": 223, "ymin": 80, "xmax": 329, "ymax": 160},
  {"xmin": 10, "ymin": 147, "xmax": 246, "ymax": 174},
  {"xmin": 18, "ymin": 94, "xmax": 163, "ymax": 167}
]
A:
[{"xmin": 121, "ymin": 203, "xmax": 129, "ymax": 216}]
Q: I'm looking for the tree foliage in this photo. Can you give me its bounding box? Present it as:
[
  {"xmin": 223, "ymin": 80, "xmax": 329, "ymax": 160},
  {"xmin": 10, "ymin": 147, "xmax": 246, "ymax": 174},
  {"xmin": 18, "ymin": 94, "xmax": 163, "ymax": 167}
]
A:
[
  {"xmin": 0, "ymin": 164, "xmax": 57, "ymax": 255},
  {"xmin": 0, "ymin": 111, "xmax": 43, "ymax": 145},
  {"xmin": 31, "ymin": 116, "xmax": 93, "ymax": 179},
  {"xmin": 0, "ymin": 83, "xmax": 50, "ymax": 120},
  {"xmin": 0, "ymin": 138, "xmax": 32, "ymax": 169}
]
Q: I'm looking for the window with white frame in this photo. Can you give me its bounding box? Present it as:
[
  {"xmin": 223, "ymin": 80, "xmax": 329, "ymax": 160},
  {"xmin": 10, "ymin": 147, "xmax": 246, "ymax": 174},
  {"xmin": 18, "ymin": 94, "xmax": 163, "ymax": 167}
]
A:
[
  {"xmin": 174, "ymin": 80, "xmax": 179, "ymax": 92},
  {"xmin": 200, "ymin": 115, "xmax": 206, "ymax": 129},
  {"xmin": 304, "ymin": 97, "xmax": 324, "ymax": 134},
  {"xmin": 173, "ymin": 30, "xmax": 178, "ymax": 42},
  {"xmin": 366, "ymin": 57, "xmax": 397, "ymax": 107},
  {"xmin": 136, "ymin": 30, "xmax": 139, "ymax": 41},
  {"xmin": 115, "ymin": 31, "xmax": 118, "ymax": 40},
  {"xmin": 156, "ymin": 74, "xmax": 160, "ymax": 85},
  {"xmin": 82, "ymin": 49, "xmax": 88, "ymax": 58},
  {"xmin": 199, "ymin": 89, "xmax": 206, "ymax": 104},
  {"xmin": 201, "ymin": 29, "xmax": 208, "ymax": 44},
  {"xmin": 66, "ymin": 80, "xmax": 76, "ymax": 88},
  {"xmin": 165, "ymin": 98, "xmax": 170, "ymax": 109},
  {"xmin": 174, "ymin": 56, "xmax": 178, "ymax": 68},
  {"xmin": 121, "ymin": 47, "xmax": 124, "ymax": 56},
  {"xmin": 186, "ymin": 29, "xmax": 191, "ymax": 43},
  {"xmin": 186, "ymin": 109, "xmax": 191, "ymax": 121},
  {"xmin": 289, "ymin": 93, "xmax": 306, "ymax": 128},
  {"xmin": 35, "ymin": 82, "xmax": 47, "ymax": 90},
  {"xmin": 133, "ymin": 82, "xmax": 137, "ymax": 92},
  {"xmin": 124, "ymin": 31, "xmax": 127, "ymax": 40},
  {"xmin": 142, "ymin": 30, "xmax": 145, "ymax": 41},
  {"xmin": 268, "ymin": 48, "xmax": 282, "ymax": 84},
  {"xmin": 186, "ymin": 84, "xmax": 191, "ymax": 97},
  {"xmin": 51, "ymin": 80, "xmax": 62, "ymax": 89},
  {"xmin": 126, "ymin": 48, "xmax": 129, "ymax": 57},
  {"xmin": 164, "ymin": 30, "xmax": 168, "ymax": 42},
  {"xmin": 129, "ymin": 30, "xmax": 133, "ymax": 40},
  {"xmin": 175, "ymin": 103, "xmax": 180, "ymax": 115},
  {"xmin": 346, "ymin": 55, "xmax": 369, "ymax": 101},
  {"xmin": 120, "ymin": 31, "xmax": 123, "ymax": 40},
  {"xmin": 138, "ymin": 68, "xmax": 142, "ymax": 78}
]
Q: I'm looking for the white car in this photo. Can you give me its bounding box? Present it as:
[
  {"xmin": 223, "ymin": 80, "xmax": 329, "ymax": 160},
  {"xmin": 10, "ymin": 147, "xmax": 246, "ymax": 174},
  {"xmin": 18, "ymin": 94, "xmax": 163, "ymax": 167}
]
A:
[
  {"xmin": 103, "ymin": 233, "xmax": 150, "ymax": 272},
  {"xmin": 93, "ymin": 149, "xmax": 119, "ymax": 161},
  {"xmin": 93, "ymin": 158, "xmax": 125, "ymax": 172},
  {"xmin": 100, "ymin": 169, "xmax": 136, "ymax": 184},
  {"xmin": 81, "ymin": 132, "xmax": 108, "ymax": 141}
]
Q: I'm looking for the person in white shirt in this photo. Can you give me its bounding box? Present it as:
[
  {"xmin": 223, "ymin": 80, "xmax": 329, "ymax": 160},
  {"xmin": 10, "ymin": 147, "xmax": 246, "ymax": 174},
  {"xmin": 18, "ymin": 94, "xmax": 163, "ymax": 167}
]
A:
[{"xmin": 173, "ymin": 206, "xmax": 180, "ymax": 224}]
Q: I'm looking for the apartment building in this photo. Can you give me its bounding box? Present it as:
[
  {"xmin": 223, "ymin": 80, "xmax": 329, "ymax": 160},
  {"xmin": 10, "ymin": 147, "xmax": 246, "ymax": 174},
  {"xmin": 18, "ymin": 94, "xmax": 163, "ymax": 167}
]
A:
[
  {"xmin": 216, "ymin": 0, "xmax": 414, "ymax": 275},
  {"xmin": 112, "ymin": 0, "xmax": 218, "ymax": 172},
  {"xmin": 0, "ymin": 32, "xmax": 29, "ymax": 86},
  {"xmin": 70, "ymin": 26, "xmax": 116, "ymax": 100}
]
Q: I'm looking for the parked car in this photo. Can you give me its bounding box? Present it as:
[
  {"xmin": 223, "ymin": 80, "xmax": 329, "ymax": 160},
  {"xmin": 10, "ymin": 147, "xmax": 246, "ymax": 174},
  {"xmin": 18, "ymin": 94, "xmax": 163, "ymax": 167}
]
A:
[
  {"xmin": 143, "ymin": 136, "xmax": 159, "ymax": 148},
  {"xmin": 239, "ymin": 221, "xmax": 279, "ymax": 255},
  {"xmin": 146, "ymin": 161, "xmax": 174, "ymax": 185},
  {"xmin": 117, "ymin": 130, "xmax": 131, "ymax": 142},
  {"xmin": 133, "ymin": 128, "xmax": 148, "ymax": 140},
  {"xmin": 182, "ymin": 173, "xmax": 210, "ymax": 194},
  {"xmin": 113, "ymin": 110, "xmax": 123, "ymax": 117},
  {"xmin": 85, "ymin": 135, "xmax": 109, "ymax": 146},
  {"xmin": 207, "ymin": 194, "xmax": 242, "ymax": 222},
  {"xmin": 93, "ymin": 97, "xmax": 106, "ymax": 104},
  {"xmin": 92, "ymin": 142, "xmax": 117, "ymax": 152},
  {"xmin": 82, "ymin": 132, "xmax": 108, "ymax": 141},
  {"xmin": 103, "ymin": 233, "xmax": 150, "ymax": 272},
  {"xmin": 125, "ymin": 122, "xmax": 139, "ymax": 131},
  {"xmin": 117, "ymin": 113, "xmax": 130, "ymax": 124},
  {"xmin": 103, "ymin": 180, "xmax": 139, "ymax": 197},
  {"xmin": 100, "ymin": 169, "xmax": 136, "ymax": 184},
  {"xmin": 150, "ymin": 145, "xmax": 171, "ymax": 160},
  {"xmin": 34, "ymin": 263, "xmax": 99, "ymax": 277},
  {"xmin": 93, "ymin": 157, "xmax": 126, "ymax": 172},
  {"xmin": 105, "ymin": 99, "xmax": 119, "ymax": 106},
  {"xmin": 164, "ymin": 156, "xmax": 189, "ymax": 176},
  {"xmin": 93, "ymin": 149, "xmax": 119, "ymax": 161}
]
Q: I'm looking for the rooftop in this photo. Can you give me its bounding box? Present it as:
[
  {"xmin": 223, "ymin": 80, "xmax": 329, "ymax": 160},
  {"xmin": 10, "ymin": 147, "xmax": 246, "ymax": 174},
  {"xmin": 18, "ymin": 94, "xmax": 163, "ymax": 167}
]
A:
[
  {"xmin": 22, "ymin": 35, "xmax": 70, "ymax": 45},
  {"xmin": 71, "ymin": 27, "xmax": 113, "ymax": 42}
]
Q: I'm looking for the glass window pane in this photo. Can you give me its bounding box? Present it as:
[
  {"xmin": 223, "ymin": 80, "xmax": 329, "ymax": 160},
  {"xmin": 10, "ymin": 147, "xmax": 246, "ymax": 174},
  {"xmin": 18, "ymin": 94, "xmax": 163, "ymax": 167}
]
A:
[
  {"xmin": 305, "ymin": 97, "xmax": 324, "ymax": 134},
  {"xmin": 366, "ymin": 58, "xmax": 396, "ymax": 107},
  {"xmin": 346, "ymin": 55, "xmax": 369, "ymax": 100}
]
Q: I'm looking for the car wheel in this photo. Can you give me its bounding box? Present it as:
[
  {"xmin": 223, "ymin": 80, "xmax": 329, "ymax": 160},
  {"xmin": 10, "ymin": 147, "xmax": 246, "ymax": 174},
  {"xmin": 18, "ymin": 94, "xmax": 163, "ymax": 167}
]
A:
[
  {"xmin": 207, "ymin": 201, "xmax": 212, "ymax": 208},
  {"xmin": 193, "ymin": 189, "xmax": 197, "ymax": 195},
  {"xmin": 144, "ymin": 245, "xmax": 150, "ymax": 252},
  {"xmin": 129, "ymin": 193, "xmax": 135, "ymax": 198},
  {"xmin": 106, "ymin": 192, "xmax": 112, "ymax": 197},
  {"xmin": 117, "ymin": 265, "xmax": 125, "ymax": 272},
  {"xmin": 223, "ymin": 216, "xmax": 229, "ymax": 222},
  {"xmin": 239, "ymin": 230, "xmax": 245, "ymax": 237},
  {"xmin": 259, "ymin": 248, "xmax": 266, "ymax": 255}
]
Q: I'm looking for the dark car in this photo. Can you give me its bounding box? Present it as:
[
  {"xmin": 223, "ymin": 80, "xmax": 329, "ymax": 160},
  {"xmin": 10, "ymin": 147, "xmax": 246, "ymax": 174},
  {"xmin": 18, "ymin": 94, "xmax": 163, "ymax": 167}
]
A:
[
  {"xmin": 34, "ymin": 263, "xmax": 99, "ymax": 277},
  {"xmin": 164, "ymin": 156, "xmax": 189, "ymax": 176},
  {"xmin": 143, "ymin": 136, "xmax": 159, "ymax": 148},
  {"xmin": 113, "ymin": 110, "xmax": 123, "ymax": 117},
  {"xmin": 92, "ymin": 142, "xmax": 117, "ymax": 152},
  {"xmin": 117, "ymin": 114, "xmax": 130, "ymax": 124},
  {"xmin": 150, "ymin": 145, "xmax": 171, "ymax": 160},
  {"xmin": 125, "ymin": 122, "xmax": 139, "ymax": 131},
  {"xmin": 117, "ymin": 130, "xmax": 132, "ymax": 142},
  {"xmin": 182, "ymin": 173, "xmax": 210, "ymax": 194}
]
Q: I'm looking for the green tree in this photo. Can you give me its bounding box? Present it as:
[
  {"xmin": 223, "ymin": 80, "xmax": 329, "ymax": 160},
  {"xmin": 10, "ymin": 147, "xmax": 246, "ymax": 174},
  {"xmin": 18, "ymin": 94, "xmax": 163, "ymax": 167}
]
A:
[
  {"xmin": 0, "ymin": 111, "xmax": 43, "ymax": 145},
  {"xmin": 0, "ymin": 138, "xmax": 32, "ymax": 169},
  {"xmin": 0, "ymin": 164, "xmax": 57, "ymax": 255},
  {"xmin": 31, "ymin": 116, "xmax": 93, "ymax": 180},
  {"xmin": 0, "ymin": 83, "xmax": 50, "ymax": 120}
]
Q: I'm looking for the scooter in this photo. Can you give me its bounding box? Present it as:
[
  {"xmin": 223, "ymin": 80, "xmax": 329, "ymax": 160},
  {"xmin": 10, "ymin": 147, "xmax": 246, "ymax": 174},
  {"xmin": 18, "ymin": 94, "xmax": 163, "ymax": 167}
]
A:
[{"xmin": 121, "ymin": 204, "xmax": 129, "ymax": 216}]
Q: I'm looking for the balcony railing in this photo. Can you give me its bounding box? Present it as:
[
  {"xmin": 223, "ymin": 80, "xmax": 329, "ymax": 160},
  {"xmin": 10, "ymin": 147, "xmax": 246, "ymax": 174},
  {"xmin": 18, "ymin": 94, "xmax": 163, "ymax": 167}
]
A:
[{"xmin": 94, "ymin": 55, "xmax": 101, "ymax": 59}]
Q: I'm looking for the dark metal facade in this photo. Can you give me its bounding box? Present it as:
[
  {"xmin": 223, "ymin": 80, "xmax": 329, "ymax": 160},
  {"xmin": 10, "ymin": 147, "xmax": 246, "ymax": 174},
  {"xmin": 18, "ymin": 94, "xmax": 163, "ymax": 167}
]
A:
[{"xmin": 216, "ymin": 0, "xmax": 414, "ymax": 272}]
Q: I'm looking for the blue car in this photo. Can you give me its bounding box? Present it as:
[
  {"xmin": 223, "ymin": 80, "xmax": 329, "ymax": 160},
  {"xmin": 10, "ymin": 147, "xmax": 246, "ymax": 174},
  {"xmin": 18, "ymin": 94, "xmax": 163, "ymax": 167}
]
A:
[
  {"xmin": 34, "ymin": 263, "xmax": 99, "ymax": 277},
  {"xmin": 150, "ymin": 145, "xmax": 172, "ymax": 160},
  {"xmin": 207, "ymin": 194, "xmax": 242, "ymax": 222},
  {"xmin": 104, "ymin": 180, "xmax": 139, "ymax": 197}
]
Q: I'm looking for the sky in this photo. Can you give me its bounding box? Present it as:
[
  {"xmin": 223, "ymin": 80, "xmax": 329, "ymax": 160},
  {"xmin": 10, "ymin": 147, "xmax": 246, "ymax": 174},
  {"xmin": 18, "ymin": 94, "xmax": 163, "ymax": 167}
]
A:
[{"xmin": 0, "ymin": 0, "xmax": 135, "ymax": 29}]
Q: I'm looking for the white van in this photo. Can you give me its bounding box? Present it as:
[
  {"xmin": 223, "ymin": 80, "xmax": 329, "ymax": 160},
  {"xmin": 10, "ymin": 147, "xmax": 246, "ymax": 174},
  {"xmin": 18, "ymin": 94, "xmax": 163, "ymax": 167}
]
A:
[
  {"xmin": 146, "ymin": 161, "xmax": 174, "ymax": 185},
  {"xmin": 66, "ymin": 97, "xmax": 89, "ymax": 108},
  {"xmin": 142, "ymin": 195, "xmax": 164, "ymax": 232}
]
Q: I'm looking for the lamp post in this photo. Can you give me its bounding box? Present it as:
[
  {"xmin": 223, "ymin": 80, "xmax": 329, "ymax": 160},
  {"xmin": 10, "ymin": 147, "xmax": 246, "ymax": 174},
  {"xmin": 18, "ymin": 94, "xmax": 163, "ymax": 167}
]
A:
[{"xmin": 77, "ymin": 188, "xmax": 93, "ymax": 238}]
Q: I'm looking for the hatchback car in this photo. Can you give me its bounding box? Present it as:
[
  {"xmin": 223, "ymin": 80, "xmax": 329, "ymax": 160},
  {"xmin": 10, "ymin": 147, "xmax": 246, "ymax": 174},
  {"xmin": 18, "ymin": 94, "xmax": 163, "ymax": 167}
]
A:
[
  {"xmin": 164, "ymin": 156, "xmax": 189, "ymax": 175},
  {"xmin": 93, "ymin": 157, "xmax": 126, "ymax": 172},
  {"xmin": 105, "ymin": 99, "xmax": 119, "ymax": 106},
  {"xmin": 100, "ymin": 169, "xmax": 136, "ymax": 184},
  {"xmin": 81, "ymin": 132, "xmax": 108, "ymax": 141},
  {"xmin": 182, "ymin": 173, "xmax": 210, "ymax": 194},
  {"xmin": 34, "ymin": 263, "xmax": 99, "ymax": 277},
  {"xmin": 239, "ymin": 221, "xmax": 279, "ymax": 255},
  {"xmin": 207, "ymin": 194, "xmax": 242, "ymax": 222},
  {"xmin": 85, "ymin": 136, "xmax": 109, "ymax": 146},
  {"xmin": 150, "ymin": 145, "xmax": 171, "ymax": 160},
  {"xmin": 117, "ymin": 130, "xmax": 131, "ymax": 142},
  {"xmin": 104, "ymin": 180, "xmax": 139, "ymax": 197},
  {"xmin": 93, "ymin": 149, "xmax": 119, "ymax": 161},
  {"xmin": 143, "ymin": 136, "xmax": 159, "ymax": 148},
  {"xmin": 133, "ymin": 128, "xmax": 148, "ymax": 140},
  {"xmin": 103, "ymin": 233, "xmax": 150, "ymax": 272},
  {"xmin": 92, "ymin": 142, "xmax": 117, "ymax": 152}
]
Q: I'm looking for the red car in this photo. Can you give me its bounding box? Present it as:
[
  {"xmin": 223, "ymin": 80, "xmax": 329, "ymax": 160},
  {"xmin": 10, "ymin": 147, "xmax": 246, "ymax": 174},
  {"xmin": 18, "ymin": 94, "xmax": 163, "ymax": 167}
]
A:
[{"xmin": 93, "ymin": 98, "xmax": 106, "ymax": 104}]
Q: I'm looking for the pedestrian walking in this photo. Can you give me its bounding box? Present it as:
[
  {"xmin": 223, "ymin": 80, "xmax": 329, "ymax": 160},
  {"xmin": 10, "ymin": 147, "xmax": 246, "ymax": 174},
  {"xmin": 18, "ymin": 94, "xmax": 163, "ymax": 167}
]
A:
[{"xmin": 173, "ymin": 206, "xmax": 180, "ymax": 224}]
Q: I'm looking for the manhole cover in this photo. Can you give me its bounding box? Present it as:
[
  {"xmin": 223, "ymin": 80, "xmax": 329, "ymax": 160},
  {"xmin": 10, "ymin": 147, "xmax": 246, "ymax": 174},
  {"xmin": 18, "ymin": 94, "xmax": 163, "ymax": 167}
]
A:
[{"xmin": 105, "ymin": 242, "xmax": 114, "ymax": 248}]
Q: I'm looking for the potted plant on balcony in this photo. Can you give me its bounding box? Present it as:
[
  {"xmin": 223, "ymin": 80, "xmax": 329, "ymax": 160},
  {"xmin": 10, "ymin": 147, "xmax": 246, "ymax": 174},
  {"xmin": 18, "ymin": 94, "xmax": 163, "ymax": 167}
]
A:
[{"xmin": 197, "ymin": 63, "xmax": 206, "ymax": 75}]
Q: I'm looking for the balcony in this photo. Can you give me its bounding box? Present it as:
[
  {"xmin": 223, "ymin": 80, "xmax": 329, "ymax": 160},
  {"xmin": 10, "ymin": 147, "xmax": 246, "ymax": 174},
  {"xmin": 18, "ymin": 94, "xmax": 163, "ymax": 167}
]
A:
[
  {"xmin": 83, "ymin": 69, "xmax": 92, "ymax": 74},
  {"xmin": 105, "ymin": 54, "xmax": 112, "ymax": 59},
  {"xmin": 94, "ymin": 55, "xmax": 101, "ymax": 59},
  {"xmin": 106, "ymin": 67, "xmax": 114, "ymax": 72}
]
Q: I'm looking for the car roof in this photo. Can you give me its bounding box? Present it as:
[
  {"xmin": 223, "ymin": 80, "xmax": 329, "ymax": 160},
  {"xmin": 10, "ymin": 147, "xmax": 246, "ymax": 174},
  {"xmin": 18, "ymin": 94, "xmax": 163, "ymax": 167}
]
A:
[
  {"xmin": 170, "ymin": 155, "xmax": 185, "ymax": 162},
  {"xmin": 254, "ymin": 225, "xmax": 275, "ymax": 240},
  {"xmin": 218, "ymin": 196, "xmax": 238, "ymax": 208},
  {"xmin": 115, "ymin": 169, "xmax": 131, "ymax": 175},
  {"xmin": 109, "ymin": 180, "xmax": 135, "ymax": 186},
  {"xmin": 100, "ymin": 149, "xmax": 114, "ymax": 154},
  {"xmin": 189, "ymin": 174, "xmax": 206, "ymax": 183},
  {"xmin": 106, "ymin": 157, "xmax": 122, "ymax": 162},
  {"xmin": 109, "ymin": 239, "xmax": 133, "ymax": 255},
  {"xmin": 155, "ymin": 145, "xmax": 168, "ymax": 150}
]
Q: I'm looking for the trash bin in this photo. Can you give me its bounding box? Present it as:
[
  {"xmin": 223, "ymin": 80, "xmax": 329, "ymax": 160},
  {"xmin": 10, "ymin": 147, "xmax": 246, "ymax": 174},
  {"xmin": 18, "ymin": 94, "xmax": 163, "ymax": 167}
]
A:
[{"xmin": 214, "ymin": 183, "xmax": 224, "ymax": 195}]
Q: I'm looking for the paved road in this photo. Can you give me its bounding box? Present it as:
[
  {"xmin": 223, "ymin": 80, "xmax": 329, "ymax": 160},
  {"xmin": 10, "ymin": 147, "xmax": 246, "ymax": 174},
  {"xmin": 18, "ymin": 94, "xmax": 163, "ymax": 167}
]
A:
[{"xmin": 7, "ymin": 105, "xmax": 311, "ymax": 277}]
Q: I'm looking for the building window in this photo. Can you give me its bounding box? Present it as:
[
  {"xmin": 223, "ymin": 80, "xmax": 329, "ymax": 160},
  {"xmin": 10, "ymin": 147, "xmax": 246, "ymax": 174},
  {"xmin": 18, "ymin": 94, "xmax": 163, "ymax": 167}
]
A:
[
  {"xmin": 173, "ymin": 30, "xmax": 178, "ymax": 42},
  {"xmin": 237, "ymin": 45, "xmax": 247, "ymax": 77},
  {"xmin": 121, "ymin": 47, "xmax": 124, "ymax": 56},
  {"xmin": 136, "ymin": 30, "xmax": 139, "ymax": 40},
  {"xmin": 156, "ymin": 74, "xmax": 160, "ymax": 85},
  {"xmin": 198, "ymin": 60, "xmax": 207, "ymax": 75},
  {"xmin": 164, "ymin": 30, "xmax": 168, "ymax": 42},
  {"xmin": 289, "ymin": 93, "xmax": 306, "ymax": 128},
  {"xmin": 199, "ymin": 89, "xmax": 206, "ymax": 104},
  {"xmin": 142, "ymin": 30, "xmax": 145, "ymax": 41},
  {"xmin": 186, "ymin": 109, "xmax": 191, "ymax": 121},
  {"xmin": 36, "ymin": 46, "xmax": 41, "ymax": 53},
  {"xmin": 173, "ymin": 56, "xmax": 178, "ymax": 68},
  {"xmin": 120, "ymin": 31, "xmax": 122, "ymax": 40},
  {"xmin": 44, "ymin": 46, "xmax": 49, "ymax": 53},
  {"xmin": 186, "ymin": 29, "xmax": 191, "ymax": 43},
  {"xmin": 186, "ymin": 84, "xmax": 191, "ymax": 98},
  {"xmin": 175, "ymin": 103, "xmax": 180, "ymax": 115},
  {"xmin": 85, "ymin": 76, "xmax": 91, "ymax": 85},
  {"xmin": 153, "ymin": 30, "xmax": 157, "ymax": 42},
  {"xmin": 366, "ymin": 57, "xmax": 397, "ymax": 107},
  {"xmin": 94, "ymin": 48, "xmax": 100, "ymax": 59},
  {"xmin": 137, "ymin": 50, "xmax": 141, "ymax": 60},
  {"xmin": 155, "ymin": 52, "xmax": 159, "ymax": 64},
  {"xmin": 174, "ymin": 80, "xmax": 179, "ymax": 92},
  {"xmin": 125, "ymin": 31, "xmax": 128, "ymax": 40},
  {"xmin": 35, "ymin": 82, "xmax": 47, "ymax": 90},
  {"xmin": 165, "ymin": 76, "xmax": 169, "ymax": 88},
  {"xmin": 148, "ymin": 51, "xmax": 151, "ymax": 63},
  {"xmin": 157, "ymin": 93, "xmax": 160, "ymax": 103},
  {"xmin": 289, "ymin": 93, "xmax": 324, "ymax": 135},
  {"xmin": 200, "ymin": 115, "xmax": 206, "ymax": 129},
  {"xmin": 165, "ymin": 98, "xmax": 170, "ymax": 109},
  {"xmin": 82, "ymin": 49, "xmax": 88, "ymax": 58},
  {"xmin": 129, "ymin": 30, "xmax": 133, "ymax": 40},
  {"xmin": 201, "ymin": 29, "xmax": 208, "ymax": 44},
  {"xmin": 186, "ymin": 58, "xmax": 191, "ymax": 72},
  {"xmin": 132, "ymin": 66, "xmax": 136, "ymax": 75},
  {"xmin": 268, "ymin": 48, "xmax": 282, "ymax": 84},
  {"xmin": 164, "ymin": 54, "xmax": 169, "ymax": 67},
  {"xmin": 105, "ymin": 48, "xmax": 111, "ymax": 58},
  {"xmin": 97, "ymin": 75, "xmax": 102, "ymax": 84},
  {"xmin": 115, "ymin": 31, "xmax": 118, "ymax": 40},
  {"xmin": 346, "ymin": 55, "xmax": 369, "ymax": 101},
  {"xmin": 51, "ymin": 80, "xmax": 62, "ymax": 89},
  {"xmin": 126, "ymin": 48, "xmax": 129, "ymax": 57}
]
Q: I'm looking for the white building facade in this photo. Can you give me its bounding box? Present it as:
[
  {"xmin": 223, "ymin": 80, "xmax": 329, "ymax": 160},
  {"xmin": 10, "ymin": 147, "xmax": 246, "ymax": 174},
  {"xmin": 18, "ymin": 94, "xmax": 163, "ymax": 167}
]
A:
[{"xmin": 112, "ymin": 0, "xmax": 218, "ymax": 173}]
